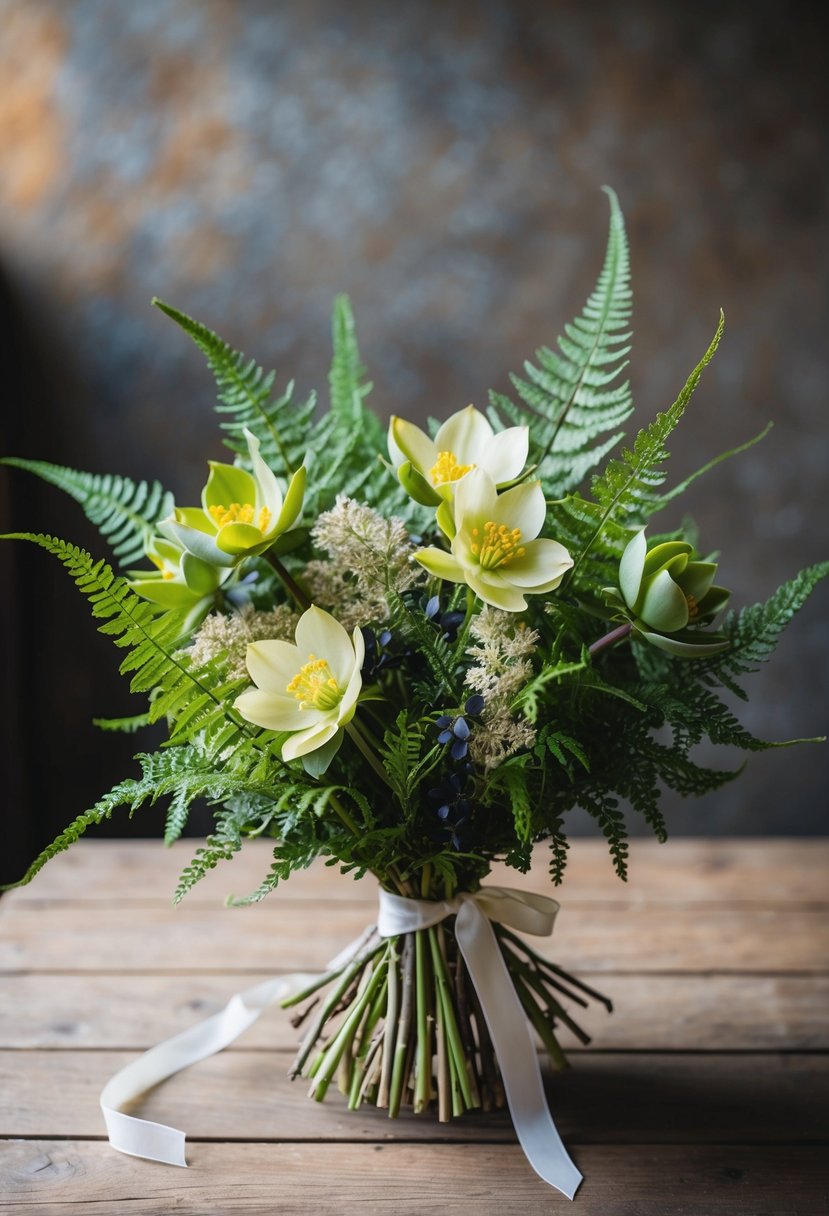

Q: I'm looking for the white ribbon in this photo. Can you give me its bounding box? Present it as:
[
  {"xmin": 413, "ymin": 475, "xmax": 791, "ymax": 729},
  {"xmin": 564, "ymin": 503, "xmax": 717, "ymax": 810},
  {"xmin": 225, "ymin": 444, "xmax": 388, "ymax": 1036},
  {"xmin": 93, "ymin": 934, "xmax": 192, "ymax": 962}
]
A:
[
  {"xmin": 378, "ymin": 887, "xmax": 581, "ymax": 1200},
  {"xmin": 99, "ymin": 886, "xmax": 580, "ymax": 1200}
]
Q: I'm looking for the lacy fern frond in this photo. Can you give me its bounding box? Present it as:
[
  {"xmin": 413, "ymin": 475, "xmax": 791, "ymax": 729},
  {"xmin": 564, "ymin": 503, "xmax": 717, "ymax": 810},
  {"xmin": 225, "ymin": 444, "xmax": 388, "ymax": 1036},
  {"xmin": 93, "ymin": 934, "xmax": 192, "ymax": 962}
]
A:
[
  {"xmin": 304, "ymin": 295, "xmax": 403, "ymax": 515},
  {"xmin": 697, "ymin": 561, "xmax": 829, "ymax": 699},
  {"xmin": 0, "ymin": 779, "xmax": 147, "ymax": 890},
  {"xmin": 152, "ymin": 298, "xmax": 315, "ymax": 479},
  {"xmin": 3, "ymin": 533, "xmax": 273, "ymax": 766},
  {"xmin": 1, "ymin": 458, "xmax": 173, "ymax": 567},
  {"xmin": 92, "ymin": 712, "xmax": 152, "ymax": 733},
  {"xmin": 489, "ymin": 186, "xmax": 633, "ymax": 498},
  {"xmin": 562, "ymin": 312, "xmax": 724, "ymax": 593}
]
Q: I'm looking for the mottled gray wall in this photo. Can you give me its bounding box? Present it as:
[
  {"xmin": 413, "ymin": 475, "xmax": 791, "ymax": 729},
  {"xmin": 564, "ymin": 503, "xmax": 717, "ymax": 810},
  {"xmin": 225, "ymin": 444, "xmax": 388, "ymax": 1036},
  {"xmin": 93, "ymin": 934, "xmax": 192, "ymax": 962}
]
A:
[{"xmin": 1, "ymin": 0, "xmax": 827, "ymax": 876}]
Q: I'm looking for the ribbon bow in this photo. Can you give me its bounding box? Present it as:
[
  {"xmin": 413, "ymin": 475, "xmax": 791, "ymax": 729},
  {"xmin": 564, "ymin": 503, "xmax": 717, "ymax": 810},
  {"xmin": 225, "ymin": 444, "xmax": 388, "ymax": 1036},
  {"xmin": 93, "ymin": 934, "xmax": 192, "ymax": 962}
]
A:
[{"xmin": 99, "ymin": 886, "xmax": 580, "ymax": 1199}]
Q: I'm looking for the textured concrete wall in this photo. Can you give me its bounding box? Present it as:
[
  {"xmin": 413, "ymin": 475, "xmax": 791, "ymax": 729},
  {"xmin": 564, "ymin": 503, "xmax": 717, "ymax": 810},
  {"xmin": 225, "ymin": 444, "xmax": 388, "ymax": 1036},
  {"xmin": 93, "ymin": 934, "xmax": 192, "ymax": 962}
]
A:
[{"xmin": 1, "ymin": 0, "xmax": 826, "ymax": 871}]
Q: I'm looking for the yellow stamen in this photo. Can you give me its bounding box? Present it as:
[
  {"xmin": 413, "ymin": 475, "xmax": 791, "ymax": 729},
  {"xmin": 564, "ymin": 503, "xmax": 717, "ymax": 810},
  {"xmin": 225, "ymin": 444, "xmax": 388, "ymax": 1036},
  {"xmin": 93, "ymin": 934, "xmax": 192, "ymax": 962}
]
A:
[
  {"xmin": 286, "ymin": 655, "xmax": 343, "ymax": 711},
  {"xmin": 476, "ymin": 520, "xmax": 525, "ymax": 570},
  {"xmin": 208, "ymin": 502, "xmax": 272, "ymax": 533},
  {"xmin": 149, "ymin": 554, "xmax": 176, "ymax": 581},
  {"xmin": 686, "ymin": 594, "xmax": 699, "ymax": 619},
  {"xmin": 429, "ymin": 451, "xmax": 475, "ymax": 486}
]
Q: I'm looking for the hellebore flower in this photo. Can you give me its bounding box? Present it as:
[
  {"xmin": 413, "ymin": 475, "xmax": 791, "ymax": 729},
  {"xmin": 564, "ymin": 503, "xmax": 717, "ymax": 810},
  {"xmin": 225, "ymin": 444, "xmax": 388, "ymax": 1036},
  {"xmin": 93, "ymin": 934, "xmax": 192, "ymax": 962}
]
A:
[
  {"xmin": 234, "ymin": 605, "xmax": 364, "ymax": 769},
  {"xmin": 388, "ymin": 404, "xmax": 528, "ymax": 507},
  {"xmin": 413, "ymin": 469, "xmax": 572, "ymax": 611},
  {"xmin": 127, "ymin": 528, "xmax": 229, "ymax": 631},
  {"xmin": 166, "ymin": 428, "xmax": 305, "ymax": 568},
  {"xmin": 608, "ymin": 527, "xmax": 730, "ymax": 657}
]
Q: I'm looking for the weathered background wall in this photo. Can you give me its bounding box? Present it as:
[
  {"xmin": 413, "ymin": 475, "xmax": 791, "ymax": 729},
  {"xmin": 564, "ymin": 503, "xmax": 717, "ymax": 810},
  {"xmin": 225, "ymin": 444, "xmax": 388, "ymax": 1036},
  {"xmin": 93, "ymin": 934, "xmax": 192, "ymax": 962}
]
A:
[{"xmin": 1, "ymin": 0, "xmax": 827, "ymax": 882}]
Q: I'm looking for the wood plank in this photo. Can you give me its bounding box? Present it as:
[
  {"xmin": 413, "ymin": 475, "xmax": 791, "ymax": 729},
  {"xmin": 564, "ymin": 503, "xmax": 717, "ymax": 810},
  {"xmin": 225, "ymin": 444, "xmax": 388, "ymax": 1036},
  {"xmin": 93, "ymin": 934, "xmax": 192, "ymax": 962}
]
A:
[
  {"xmin": 1, "ymin": 1141, "xmax": 827, "ymax": 1215},
  {"xmin": 2, "ymin": 973, "xmax": 827, "ymax": 1051},
  {"xmin": 2, "ymin": 901, "xmax": 827, "ymax": 973},
  {"xmin": 6, "ymin": 838, "xmax": 829, "ymax": 905},
  {"xmin": 2, "ymin": 1049, "xmax": 827, "ymax": 1144}
]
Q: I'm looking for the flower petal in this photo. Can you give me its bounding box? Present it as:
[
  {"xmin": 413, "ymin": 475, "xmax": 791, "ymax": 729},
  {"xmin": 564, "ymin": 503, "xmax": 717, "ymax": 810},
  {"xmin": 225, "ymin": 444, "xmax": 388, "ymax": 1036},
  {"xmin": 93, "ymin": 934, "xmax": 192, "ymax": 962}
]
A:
[
  {"xmin": 283, "ymin": 719, "xmax": 339, "ymax": 761},
  {"xmin": 490, "ymin": 479, "xmax": 546, "ymax": 539},
  {"xmin": 295, "ymin": 605, "xmax": 355, "ymax": 684},
  {"xmin": 168, "ymin": 517, "xmax": 237, "ymax": 567},
  {"xmin": 637, "ymin": 568, "xmax": 689, "ymax": 632},
  {"xmin": 414, "ymin": 546, "xmax": 466, "ymax": 584},
  {"xmin": 337, "ymin": 626, "xmax": 366, "ymax": 723},
  {"xmin": 389, "ymin": 416, "xmax": 437, "ymax": 475},
  {"xmin": 676, "ymin": 560, "xmax": 718, "ymax": 603},
  {"xmin": 504, "ymin": 539, "xmax": 573, "ymax": 589},
  {"xmin": 273, "ymin": 464, "xmax": 306, "ymax": 533},
  {"xmin": 216, "ymin": 522, "xmax": 267, "ymax": 555},
  {"xmin": 453, "ymin": 466, "xmax": 498, "ymax": 526},
  {"xmin": 244, "ymin": 428, "xmax": 284, "ymax": 520},
  {"xmin": 635, "ymin": 627, "xmax": 730, "ymax": 658},
  {"xmin": 477, "ymin": 426, "xmax": 529, "ymax": 484},
  {"xmin": 234, "ymin": 688, "xmax": 327, "ymax": 732},
  {"xmin": 619, "ymin": 528, "xmax": 647, "ymax": 609},
  {"xmin": 246, "ymin": 639, "xmax": 302, "ymax": 692},
  {"xmin": 202, "ymin": 462, "xmax": 257, "ymax": 513},
  {"xmin": 435, "ymin": 405, "xmax": 493, "ymax": 463},
  {"xmin": 466, "ymin": 568, "xmax": 528, "ymax": 612}
]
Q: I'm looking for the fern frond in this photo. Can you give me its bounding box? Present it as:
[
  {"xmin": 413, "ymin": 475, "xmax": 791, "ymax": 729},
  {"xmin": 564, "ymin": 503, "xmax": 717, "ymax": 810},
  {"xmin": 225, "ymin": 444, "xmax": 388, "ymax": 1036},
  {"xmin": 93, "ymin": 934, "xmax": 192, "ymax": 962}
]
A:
[
  {"xmin": 152, "ymin": 299, "xmax": 315, "ymax": 479},
  {"xmin": 490, "ymin": 186, "xmax": 633, "ymax": 497},
  {"xmin": 93, "ymin": 712, "xmax": 152, "ymax": 733},
  {"xmin": 0, "ymin": 778, "xmax": 145, "ymax": 890},
  {"xmin": 697, "ymin": 561, "xmax": 829, "ymax": 699},
  {"xmin": 3, "ymin": 533, "xmax": 273, "ymax": 766},
  {"xmin": 563, "ymin": 311, "xmax": 724, "ymax": 591},
  {"xmin": 2, "ymin": 458, "xmax": 173, "ymax": 567}
]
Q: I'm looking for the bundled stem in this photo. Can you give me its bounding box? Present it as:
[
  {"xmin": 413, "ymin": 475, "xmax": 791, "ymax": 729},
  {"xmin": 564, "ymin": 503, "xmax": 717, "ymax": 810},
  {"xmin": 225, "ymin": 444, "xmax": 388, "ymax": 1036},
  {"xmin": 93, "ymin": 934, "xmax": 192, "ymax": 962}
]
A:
[{"xmin": 283, "ymin": 916, "xmax": 609, "ymax": 1119}]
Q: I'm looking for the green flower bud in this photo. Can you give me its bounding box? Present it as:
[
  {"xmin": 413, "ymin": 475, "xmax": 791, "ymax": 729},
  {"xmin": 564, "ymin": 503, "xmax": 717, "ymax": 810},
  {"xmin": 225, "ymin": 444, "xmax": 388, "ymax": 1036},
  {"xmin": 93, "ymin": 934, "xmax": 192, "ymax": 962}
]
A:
[{"xmin": 607, "ymin": 528, "xmax": 730, "ymax": 657}]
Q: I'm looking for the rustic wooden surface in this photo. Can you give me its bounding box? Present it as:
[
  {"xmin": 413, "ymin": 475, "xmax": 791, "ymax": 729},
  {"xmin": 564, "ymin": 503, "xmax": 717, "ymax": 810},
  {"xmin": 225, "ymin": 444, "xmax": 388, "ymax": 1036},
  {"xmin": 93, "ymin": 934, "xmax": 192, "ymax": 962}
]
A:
[{"xmin": 1, "ymin": 839, "xmax": 827, "ymax": 1214}]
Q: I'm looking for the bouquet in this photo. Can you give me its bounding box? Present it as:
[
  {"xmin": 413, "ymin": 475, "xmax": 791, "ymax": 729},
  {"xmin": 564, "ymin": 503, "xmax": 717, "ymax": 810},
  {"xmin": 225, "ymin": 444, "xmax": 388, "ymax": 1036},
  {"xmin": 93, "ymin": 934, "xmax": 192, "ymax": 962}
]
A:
[{"xmin": 3, "ymin": 189, "xmax": 825, "ymax": 1198}]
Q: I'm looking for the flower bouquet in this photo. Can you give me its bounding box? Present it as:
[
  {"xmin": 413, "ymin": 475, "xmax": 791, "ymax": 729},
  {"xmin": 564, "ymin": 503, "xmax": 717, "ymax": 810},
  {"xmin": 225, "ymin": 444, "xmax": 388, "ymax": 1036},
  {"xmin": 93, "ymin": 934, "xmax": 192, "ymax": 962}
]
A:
[{"xmin": 3, "ymin": 188, "xmax": 826, "ymax": 1198}]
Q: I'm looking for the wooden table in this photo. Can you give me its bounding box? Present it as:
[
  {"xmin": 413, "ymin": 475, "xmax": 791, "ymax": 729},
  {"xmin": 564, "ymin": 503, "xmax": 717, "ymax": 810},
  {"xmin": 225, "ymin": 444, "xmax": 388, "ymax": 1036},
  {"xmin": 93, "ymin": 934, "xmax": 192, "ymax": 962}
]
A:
[{"xmin": 1, "ymin": 839, "xmax": 827, "ymax": 1214}]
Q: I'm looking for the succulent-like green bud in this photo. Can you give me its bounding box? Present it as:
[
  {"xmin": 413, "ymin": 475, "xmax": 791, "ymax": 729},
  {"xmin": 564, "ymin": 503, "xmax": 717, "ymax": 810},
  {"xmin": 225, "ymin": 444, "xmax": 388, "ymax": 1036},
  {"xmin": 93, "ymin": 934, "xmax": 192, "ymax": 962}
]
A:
[{"xmin": 605, "ymin": 528, "xmax": 730, "ymax": 657}]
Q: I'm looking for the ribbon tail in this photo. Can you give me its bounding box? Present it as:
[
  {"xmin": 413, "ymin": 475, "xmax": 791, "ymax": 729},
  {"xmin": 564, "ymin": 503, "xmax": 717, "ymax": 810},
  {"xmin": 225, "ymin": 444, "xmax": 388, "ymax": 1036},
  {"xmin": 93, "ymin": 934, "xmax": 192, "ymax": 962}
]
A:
[
  {"xmin": 100, "ymin": 972, "xmax": 320, "ymax": 1165},
  {"xmin": 454, "ymin": 901, "xmax": 582, "ymax": 1201}
]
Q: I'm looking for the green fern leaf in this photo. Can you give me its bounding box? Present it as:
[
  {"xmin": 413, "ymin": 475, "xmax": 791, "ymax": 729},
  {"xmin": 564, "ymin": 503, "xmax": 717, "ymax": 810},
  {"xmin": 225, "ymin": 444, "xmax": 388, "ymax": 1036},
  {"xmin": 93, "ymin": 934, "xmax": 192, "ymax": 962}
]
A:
[
  {"xmin": 1, "ymin": 458, "xmax": 173, "ymax": 567},
  {"xmin": 0, "ymin": 778, "xmax": 144, "ymax": 890},
  {"xmin": 489, "ymin": 186, "xmax": 633, "ymax": 497},
  {"xmin": 564, "ymin": 311, "xmax": 724, "ymax": 591},
  {"xmin": 153, "ymin": 299, "xmax": 314, "ymax": 479},
  {"xmin": 698, "ymin": 561, "xmax": 829, "ymax": 699}
]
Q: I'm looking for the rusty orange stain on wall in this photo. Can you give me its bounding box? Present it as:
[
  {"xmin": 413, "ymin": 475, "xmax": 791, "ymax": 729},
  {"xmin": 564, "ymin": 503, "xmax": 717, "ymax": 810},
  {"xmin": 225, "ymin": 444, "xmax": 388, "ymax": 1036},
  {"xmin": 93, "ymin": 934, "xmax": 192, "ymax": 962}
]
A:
[{"xmin": 0, "ymin": 7, "xmax": 67, "ymax": 210}]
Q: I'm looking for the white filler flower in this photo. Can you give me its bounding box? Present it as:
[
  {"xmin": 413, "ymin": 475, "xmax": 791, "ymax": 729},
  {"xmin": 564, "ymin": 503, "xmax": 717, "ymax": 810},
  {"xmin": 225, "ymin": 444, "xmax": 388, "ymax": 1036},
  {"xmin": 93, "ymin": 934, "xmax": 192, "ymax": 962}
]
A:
[
  {"xmin": 235, "ymin": 605, "xmax": 364, "ymax": 762},
  {"xmin": 415, "ymin": 469, "xmax": 572, "ymax": 611}
]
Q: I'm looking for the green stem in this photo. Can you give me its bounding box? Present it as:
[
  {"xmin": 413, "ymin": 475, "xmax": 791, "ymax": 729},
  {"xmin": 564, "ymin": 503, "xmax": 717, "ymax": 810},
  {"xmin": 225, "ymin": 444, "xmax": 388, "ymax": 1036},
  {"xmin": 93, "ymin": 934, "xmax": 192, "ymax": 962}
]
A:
[
  {"xmin": 413, "ymin": 930, "xmax": 433, "ymax": 1112},
  {"xmin": 310, "ymin": 944, "xmax": 391, "ymax": 1100},
  {"xmin": 389, "ymin": 935, "xmax": 415, "ymax": 1117},
  {"xmin": 428, "ymin": 927, "xmax": 477, "ymax": 1111},
  {"xmin": 345, "ymin": 720, "xmax": 394, "ymax": 789},
  {"xmin": 264, "ymin": 550, "xmax": 311, "ymax": 610}
]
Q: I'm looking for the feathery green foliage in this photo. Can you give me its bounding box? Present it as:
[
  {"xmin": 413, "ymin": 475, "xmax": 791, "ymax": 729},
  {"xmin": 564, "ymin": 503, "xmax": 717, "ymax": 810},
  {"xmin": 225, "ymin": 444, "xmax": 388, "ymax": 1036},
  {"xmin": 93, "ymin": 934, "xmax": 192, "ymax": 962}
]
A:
[
  {"xmin": 152, "ymin": 298, "xmax": 316, "ymax": 480},
  {"xmin": 1, "ymin": 458, "xmax": 173, "ymax": 567},
  {"xmin": 489, "ymin": 187, "xmax": 633, "ymax": 497}
]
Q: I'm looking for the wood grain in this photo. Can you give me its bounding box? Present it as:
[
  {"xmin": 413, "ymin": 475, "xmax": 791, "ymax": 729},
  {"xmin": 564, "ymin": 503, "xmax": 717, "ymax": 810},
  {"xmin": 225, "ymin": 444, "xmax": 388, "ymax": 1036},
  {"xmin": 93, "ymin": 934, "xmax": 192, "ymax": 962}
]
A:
[
  {"xmin": 3, "ymin": 901, "xmax": 827, "ymax": 972},
  {"xmin": 2, "ymin": 1049, "xmax": 827, "ymax": 1144},
  {"xmin": 6, "ymin": 838, "xmax": 829, "ymax": 904},
  {"xmin": 2, "ymin": 973, "xmax": 826, "ymax": 1050},
  {"xmin": 1, "ymin": 1141, "xmax": 827, "ymax": 1215}
]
